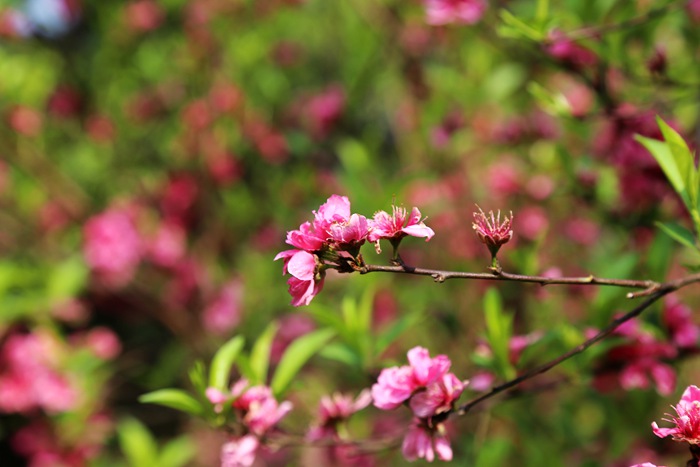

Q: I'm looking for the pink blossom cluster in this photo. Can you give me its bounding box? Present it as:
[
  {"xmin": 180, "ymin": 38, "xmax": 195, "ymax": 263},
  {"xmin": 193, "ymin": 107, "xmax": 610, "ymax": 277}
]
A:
[
  {"xmin": 12, "ymin": 415, "xmax": 112, "ymax": 467},
  {"xmin": 0, "ymin": 332, "xmax": 78, "ymax": 414},
  {"xmin": 206, "ymin": 379, "xmax": 292, "ymax": 467},
  {"xmin": 591, "ymin": 298, "xmax": 699, "ymax": 398},
  {"xmin": 425, "ymin": 0, "xmax": 487, "ymax": 26},
  {"xmin": 275, "ymin": 195, "xmax": 434, "ymax": 306},
  {"xmin": 306, "ymin": 390, "xmax": 374, "ymax": 465},
  {"xmin": 307, "ymin": 390, "xmax": 372, "ymax": 441},
  {"xmin": 372, "ymin": 347, "xmax": 467, "ymax": 462},
  {"xmin": 83, "ymin": 208, "xmax": 143, "ymax": 286},
  {"xmin": 590, "ymin": 317, "xmax": 678, "ymax": 396},
  {"xmin": 594, "ymin": 107, "xmax": 679, "ymax": 211}
]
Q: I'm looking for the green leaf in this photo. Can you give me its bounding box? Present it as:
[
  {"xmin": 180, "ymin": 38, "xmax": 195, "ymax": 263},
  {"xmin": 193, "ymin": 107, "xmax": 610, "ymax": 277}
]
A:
[
  {"xmin": 249, "ymin": 322, "xmax": 280, "ymax": 385},
  {"xmin": 375, "ymin": 311, "xmax": 423, "ymax": 357},
  {"xmin": 139, "ymin": 389, "xmax": 204, "ymax": 417},
  {"xmin": 656, "ymin": 221, "xmax": 697, "ymax": 250},
  {"xmin": 188, "ymin": 361, "xmax": 207, "ymax": 395},
  {"xmin": 635, "ymin": 134, "xmax": 690, "ymax": 208},
  {"xmin": 117, "ymin": 417, "xmax": 159, "ymax": 467},
  {"xmin": 483, "ymin": 288, "xmax": 515, "ymax": 380},
  {"xmin": 208, "ymin": 335, "xmax": 245, "ymax": 390},
  {"xmin": 157, "ymin": 436, "xmax": 196, "ymax": 467},
  {"xmin": 646, "ymin": 230, "xmax": 675, "ymax": 281},
  {"xmin": 498, "ymin": 9, "xmax": 545, "ymax": 41},
  {"xmin": 46, "ymin": 257, "xmax": 88, "ymax": 300},
  {"xmin": 318, "ymin": 342, "xmax": 363, "ymax": 367},
  {"xmin": 270, "ymin": 328, "xmax": 336, "ymax": 397},
  {"xmin": 657, "ymin": 117, "xmax": 696, "ymax": 203}
]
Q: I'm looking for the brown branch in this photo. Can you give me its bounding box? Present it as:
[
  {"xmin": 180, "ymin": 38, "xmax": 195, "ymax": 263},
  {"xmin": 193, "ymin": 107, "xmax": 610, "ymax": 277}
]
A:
[
  {"xmin": 359, "ymin": 263, "xmax": 666, "ymax": 297},
  {"xmin": 454, "ymin": 272, "xmax": 700, "ymax": 415}
]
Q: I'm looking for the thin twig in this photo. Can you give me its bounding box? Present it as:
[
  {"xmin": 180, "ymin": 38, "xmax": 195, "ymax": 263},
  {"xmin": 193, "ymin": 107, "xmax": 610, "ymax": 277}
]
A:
[{"xmin": 360, "ymin": 263, "xmax": 666, "ymax": 296}]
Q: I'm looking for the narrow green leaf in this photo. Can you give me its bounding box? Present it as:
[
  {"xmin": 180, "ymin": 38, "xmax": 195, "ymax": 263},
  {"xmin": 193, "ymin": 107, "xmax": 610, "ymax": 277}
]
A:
[
  {"xmin": 117, "ymin": 417, "xmax": 159, "ymax": 467},
  {"xmin": 656, "ymin": 221, "xmax": 698, "ymax": 250},
  {"xmin": 271, "ymin": 328, "xmax": 336, "ymax": 397},
  {"xmin": 188, "ymin": 361, "xmax": 207, "ymax": 394},
  {"xmin": 647, "ymin": 230, "xmax": 675, "ymax": 281},
  {"xmin": 376, "ymin": 311, "xmax": 423, "ymax": 357},
  {"xmin": 249, "ymin": 322, "xmax": 280, "ymax": 385},
  {"xmin": 139, "ymin": 389, "xmax": 204, "ymax": 417},
  {"xmin": 208, "ymin": 335, "xmax": 245, "ymax": 390},
  {"xmin": 657, "ymin": 116, "xmax": 698, "ymax": 212},
  {"xmin": 341, "ymin": 295, "xmax": 358, "ymax": 334},
  {"xmin": 158, "ymin": 436, "xmax": 196, "ymax": 467},
  {"xmin": 635, "ymin": 134, "xmax": 690, "ymax": 207},
  {"xmin": 499, "ymin": 9, "xmax": 545, "ymax": 41},
  {"xmin": 318, "ymin": 342, "xmax": 363, "ymax": 368},
  {"xmin": 483, "ymin": 288, "xmax": 514, "ymax": 379}
]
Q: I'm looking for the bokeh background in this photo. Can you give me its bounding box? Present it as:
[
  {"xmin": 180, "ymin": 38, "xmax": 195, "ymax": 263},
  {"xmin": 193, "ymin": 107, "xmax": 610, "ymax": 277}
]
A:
[{"xmin": 2, "ymin": 0, "xmax": 700, "ymax": 465}]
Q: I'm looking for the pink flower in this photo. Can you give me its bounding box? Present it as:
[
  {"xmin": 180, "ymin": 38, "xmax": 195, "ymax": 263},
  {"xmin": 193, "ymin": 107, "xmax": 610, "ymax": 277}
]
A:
[
  {"xmin": 410, "ymin": 373, "xmax": 466, "ymax": 418},
  {"xmin": 425, "ymin": 0, "xmax": 487, "ymax": 26},
  {"xmin": 221, "ymin": 435, "xmax": 259, "ymax": 467},
  {"xmin": 372, "ymin": 347, "xmax": 451, "ymax": 410},
  {"xmin": 652, "ymin": 385, "xmax": 700, "ymax": 444},
  {"xmin": 545, "ymin": 30, "xmax": 598, "ymax": 70},
  {"xmin": 203, "ymin": 279, "xmax": 244, "ymax": 335},
  {"xmin": 83, "ymin": 208, "xmax": 142, "ymax": 286},
  {"xmin": 85, "ymin": 327, "xmax": 121, "ymax": 360},
  {"xmin": 275, "ymin": 194, "xmax": 370, "ymax": 305},
  {"xmin": 472, "ymin": 207, "xmax": 514, "ymax": 257},
  {"xmin": 308, "ymin": 390, "xmax": 372, "ymax": 441},
  {"xmin": 148, "ymin": 221, "xmax": 186, "ymax": 268},
  {"xmin": 664, "ymin": 297, "xmax": 700, "ymax": 348},
  {"xmin": 234, "ymin": 385, "xmax": 293, "ymax": 436},
  {"xmin": 368, "ymin": 205, "xmax": 435, "ymax": 253},
  {"xmin": 407, "ymin": 347, "xmax": 451, "ymax": 387},
  {"xmin": 304, "ymin": 85, "xmax": 346, "ymax": 140},
  {"xmin": 371, "ymin": 366, "xmax": 416, "ymax": 410},
  {"xmin": 402, "ymin": 421, "xmax": 453, "ymax": 462},
  {"xmin": 630, "ymin": 464, "xmax": 666, "ymax": 467}
]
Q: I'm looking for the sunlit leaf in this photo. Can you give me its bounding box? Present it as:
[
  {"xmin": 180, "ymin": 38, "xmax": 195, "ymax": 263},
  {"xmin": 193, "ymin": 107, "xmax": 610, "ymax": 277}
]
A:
[
  {"xmin": 208, "ymin": 335, "xmax": 245, "ymax": 390},
  {"xmin": 139, "ymin": 389, "xmax": 204, "ymax": 417}
]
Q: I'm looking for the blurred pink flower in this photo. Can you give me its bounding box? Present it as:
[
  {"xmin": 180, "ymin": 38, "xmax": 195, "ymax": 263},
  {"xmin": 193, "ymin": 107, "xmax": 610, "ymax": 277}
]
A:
[
  {"xmin": 652, "ymin": 385, "xmax": 700, "ymax": 444},
  {"xmin": 85, "ymin": 327, "xmax": 122, "ymax": 360},
  {"xmin": 307, "ymin": 390, "xmax": 372, "ymax": 441},
  {"xmin": 83, "ymin": 208, "xmax": 142, "ymax": 286},
  {"xmin": 271, "ymin": 314, "xmax": 316, "ymax": 363},
  {"xmin": 516, "ymin": 206, "xmax": 548, "ymax": 241},
  {"xmin": 593, "ymin": 320, "xmax": 678, "ymax": 396},
  {"xmin": 688, "ymin": 0, "xmax": 700, "ymax": 23},
  {"xmin": 472, "ymin": 207, "xmax": 513, "ymax": 257},
  {"xmin": 221, "ymin": 435, "xmax": 259, "ymax": 467},
  {"xmin": 564, "ymin": 218, "xmax": 600, "ymax": 246},
  {"xmin": 425, "ymin": 0, "xmax": 487, "ymax": 26},
  {"xmin": 234, "ymin": 385, "xmax": 293, "ymax": 436},
  {"xmin": 402, "ymin": 421, "xmax": 453, "ymax": 462},
  {"xmin": 630, "ymin": 464, "xmax": 666, "ymax": 467},
  {"xmin": 125, "ymin": 0, "xmax": 164, "ymax": 32},
  {"xmin": 8, "ymin": 105, "xmax": 43, "ymax": 136},
  {"xmin": 305, "ymin": 85, "xmax": 345, "ymax": 139},
  {"xmin": 148, "ymin": 221, "xmax": 186, "ymax": 268},
  {"xmin": 0, "ymin": 333, "xmax": 78, "ymax": 414},
  {"xmin": 663, "ymin": 297, "xmax": 700, "ymax": 349},
  {"xmin": 545, "ymin": 30, "xmax": 598, "ymax": 70},
  {"xmin": 203, "ymin": 278, "xmax": 244, "ymax": 335},
  {"xmin": 368, "ymin": 205, "xmax": 435, "ymax": 253}
]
